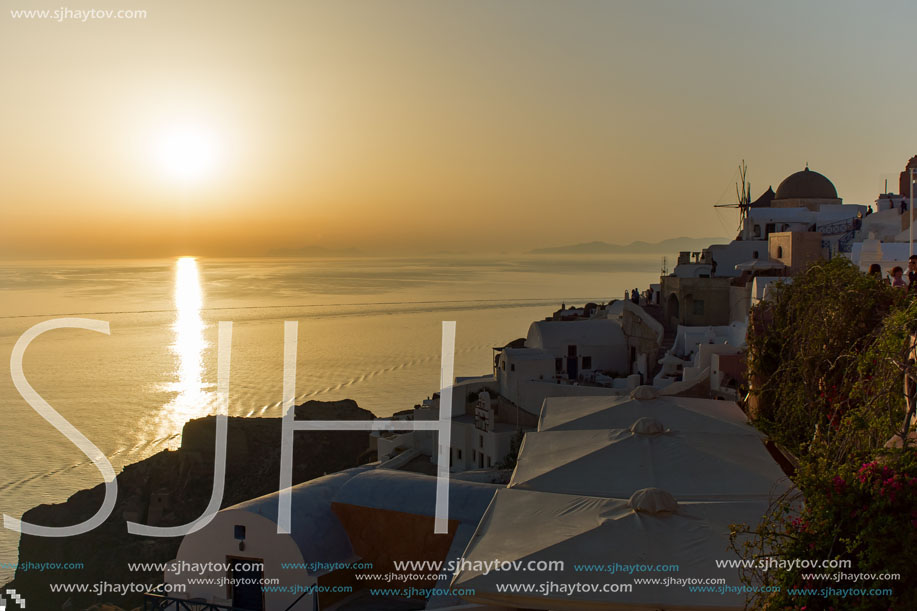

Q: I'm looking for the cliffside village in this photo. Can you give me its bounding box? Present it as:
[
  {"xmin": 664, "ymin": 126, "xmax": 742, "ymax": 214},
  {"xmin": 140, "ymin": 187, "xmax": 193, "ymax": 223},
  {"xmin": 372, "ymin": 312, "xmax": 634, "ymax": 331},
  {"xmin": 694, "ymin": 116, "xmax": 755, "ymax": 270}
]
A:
[
  {"xmin": 150, "ymin": 156, "xmax": 917, "ymax": 611},
  {"xmin": 373, "ymin": 157, "xmax": 917, "ymax": 475}
]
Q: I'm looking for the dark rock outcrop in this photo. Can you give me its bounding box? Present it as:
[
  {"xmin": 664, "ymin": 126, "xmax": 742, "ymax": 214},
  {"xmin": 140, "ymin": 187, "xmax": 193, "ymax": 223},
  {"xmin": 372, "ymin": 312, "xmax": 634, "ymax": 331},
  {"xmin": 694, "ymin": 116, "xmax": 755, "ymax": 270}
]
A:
[{"xmin": 6, "ymin": 399, "xmax": 375, "ymax": 610}]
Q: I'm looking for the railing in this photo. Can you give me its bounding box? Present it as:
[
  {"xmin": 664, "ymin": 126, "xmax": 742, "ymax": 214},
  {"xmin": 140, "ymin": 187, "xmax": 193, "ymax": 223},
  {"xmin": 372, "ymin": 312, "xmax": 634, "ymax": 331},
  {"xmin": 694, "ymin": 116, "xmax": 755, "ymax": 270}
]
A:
[
  {"xmin": 143, "ymin": 593, "xmax": 249, "ymax": 611},
  {"xmin": 816, "ymin": 218, "xmax": 857, "ymax": 235},
  {"xmin": 837, "ymin": 229, "xmax": 857, "ymax": 253},
  {"xmin": 822, "ymin": 229, "xmax": 858, "ymax": 258}
]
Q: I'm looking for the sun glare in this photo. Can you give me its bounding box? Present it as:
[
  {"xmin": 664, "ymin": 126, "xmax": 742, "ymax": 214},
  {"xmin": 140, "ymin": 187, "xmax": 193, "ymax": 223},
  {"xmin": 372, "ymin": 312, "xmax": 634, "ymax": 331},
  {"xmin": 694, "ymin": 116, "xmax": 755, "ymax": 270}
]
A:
[
  {"xmin": 157, "ymin": 256, "xmax": 213, "ymax": 445},
  {"xmin": 155, "ymin": 125, "xmax": 219, "ymax": 183}
]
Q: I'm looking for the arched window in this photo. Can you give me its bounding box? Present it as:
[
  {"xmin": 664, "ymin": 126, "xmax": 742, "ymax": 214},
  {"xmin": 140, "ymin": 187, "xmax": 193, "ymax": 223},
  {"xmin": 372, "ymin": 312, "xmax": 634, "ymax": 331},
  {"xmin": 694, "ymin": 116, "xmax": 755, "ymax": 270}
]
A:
[{"xmin": 777, "ymin": 246, "xmax": 784, "ymax": 258}]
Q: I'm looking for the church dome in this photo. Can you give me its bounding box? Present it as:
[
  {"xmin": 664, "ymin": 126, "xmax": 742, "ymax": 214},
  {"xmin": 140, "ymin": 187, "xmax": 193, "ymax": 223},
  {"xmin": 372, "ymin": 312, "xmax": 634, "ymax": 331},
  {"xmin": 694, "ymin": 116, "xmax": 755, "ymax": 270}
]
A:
[{"xmin": 774, "ymin": 167, "xmax": 838, "ymax": 200}]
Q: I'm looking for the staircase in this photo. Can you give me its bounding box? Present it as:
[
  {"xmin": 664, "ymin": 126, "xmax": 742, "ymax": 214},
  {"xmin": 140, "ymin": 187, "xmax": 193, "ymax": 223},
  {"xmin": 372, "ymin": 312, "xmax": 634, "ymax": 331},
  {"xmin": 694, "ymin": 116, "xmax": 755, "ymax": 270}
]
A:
[
  {"xmin": 660, "ymin": 327, "xmax": 677, "ymax": 351},
  {"xmin": 643, "ymin": 304, "xmax": 676, "ymax": 347},
  {"xmin": 642, "ymin": 303, "xmax": 677, "ymax": 378}
]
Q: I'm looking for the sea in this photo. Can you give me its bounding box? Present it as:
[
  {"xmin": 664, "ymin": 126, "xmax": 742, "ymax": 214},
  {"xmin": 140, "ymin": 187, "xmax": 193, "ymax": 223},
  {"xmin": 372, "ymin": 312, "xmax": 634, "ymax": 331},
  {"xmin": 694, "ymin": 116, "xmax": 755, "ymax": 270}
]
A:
[{"xmin": 0, "ymin": 254, "xmax": 660, "ymax": 579}]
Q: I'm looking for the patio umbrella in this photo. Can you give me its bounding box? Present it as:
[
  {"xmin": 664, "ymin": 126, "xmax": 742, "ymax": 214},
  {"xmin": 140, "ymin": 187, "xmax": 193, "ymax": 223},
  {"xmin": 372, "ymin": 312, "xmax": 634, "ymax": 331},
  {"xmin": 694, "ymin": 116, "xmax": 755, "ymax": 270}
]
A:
[
  {"xmin": 734, "ymin": 258, "xmax": 786, "ymax": 272},
  {"xmin": 537, "ymin": 395, "xmax": 756, "ymax": 436},
  {"xmin": 451, "ymin": 487, "xmax": 772, "ymax": 610},
  {"xmin": 509, "ymin": 426, "xmax": 791, "ymax": 501}
]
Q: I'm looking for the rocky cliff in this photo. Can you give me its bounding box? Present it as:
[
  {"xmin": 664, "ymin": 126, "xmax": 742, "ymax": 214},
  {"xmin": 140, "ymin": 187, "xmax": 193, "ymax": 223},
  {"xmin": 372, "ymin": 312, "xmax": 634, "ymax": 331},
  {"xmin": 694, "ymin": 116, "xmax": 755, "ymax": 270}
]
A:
[{"xmin": 6, "ymin": 399, "xmax": 375, "ymax": 610}]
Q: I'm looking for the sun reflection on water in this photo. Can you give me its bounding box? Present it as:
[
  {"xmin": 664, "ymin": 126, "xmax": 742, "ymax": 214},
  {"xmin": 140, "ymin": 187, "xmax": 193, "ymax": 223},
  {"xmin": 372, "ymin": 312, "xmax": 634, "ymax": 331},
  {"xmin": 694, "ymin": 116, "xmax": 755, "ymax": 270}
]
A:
[{"xmin": 158, "ymin": 257, "xmax": 213, "ymax": 445}]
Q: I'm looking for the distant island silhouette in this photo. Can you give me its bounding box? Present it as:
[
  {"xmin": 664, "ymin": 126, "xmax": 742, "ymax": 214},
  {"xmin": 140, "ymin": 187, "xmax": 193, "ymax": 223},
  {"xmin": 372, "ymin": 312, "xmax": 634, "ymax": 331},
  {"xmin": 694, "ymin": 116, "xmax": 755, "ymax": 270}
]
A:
[
  {"xmin": 264, "ymin": 237, "xmax": 731, "ymax": 258},
  {"xmin": 529, "ymin": 236, "xmax": 730, "ymax": 255}
]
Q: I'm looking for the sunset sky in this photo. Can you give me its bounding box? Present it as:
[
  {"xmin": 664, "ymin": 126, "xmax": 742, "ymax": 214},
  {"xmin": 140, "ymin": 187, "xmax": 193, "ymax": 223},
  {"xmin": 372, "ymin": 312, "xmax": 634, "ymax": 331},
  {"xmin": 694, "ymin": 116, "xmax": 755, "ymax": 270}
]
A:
[{"xmin": 2, "ymin": 0, "xmax": 916, "ymax": 258}]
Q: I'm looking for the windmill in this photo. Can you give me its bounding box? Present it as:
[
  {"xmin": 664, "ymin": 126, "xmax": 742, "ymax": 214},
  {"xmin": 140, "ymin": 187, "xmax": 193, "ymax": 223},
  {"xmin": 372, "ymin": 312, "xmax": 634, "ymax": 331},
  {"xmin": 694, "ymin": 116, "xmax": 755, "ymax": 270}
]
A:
[{"xmin": 714, "ymin": 160, "xmax": 752, "ymax": 237}]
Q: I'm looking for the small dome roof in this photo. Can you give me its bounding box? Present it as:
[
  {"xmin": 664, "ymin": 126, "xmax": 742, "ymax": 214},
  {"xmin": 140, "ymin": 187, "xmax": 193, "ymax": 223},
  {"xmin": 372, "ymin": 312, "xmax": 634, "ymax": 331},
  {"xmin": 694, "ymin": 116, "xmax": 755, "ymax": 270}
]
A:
[
  {"xmin": 630, "ymin": 417, "xmax": 666, "ymax": 435},
  {"xmin": 775, "ymin": 167, "xmax": 837, "ymax": 200},
  {"xmin": 630, "ymin": 385, "xmax": 658, "ymax": 400},
  {"xmin": 628, "ymin": 488, "xmax": 678, "ymax": 514}
]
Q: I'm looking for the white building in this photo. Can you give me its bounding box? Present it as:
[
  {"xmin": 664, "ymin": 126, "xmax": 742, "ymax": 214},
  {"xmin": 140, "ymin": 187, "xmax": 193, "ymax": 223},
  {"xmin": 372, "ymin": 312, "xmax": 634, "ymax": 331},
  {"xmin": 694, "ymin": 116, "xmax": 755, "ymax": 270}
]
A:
[
  {"xmin": 653, "ymin": 323, "xmax": 747, "ymax": 391},
  {"xmin": 450, "ymin": 391, "xmax": 522, "ymax": 471},
  {"xmin": 525, "ymin": 318, "xmax": 629, "ymax": 379},
  {"xmin": 495, "ymin": 347, "xmax": 555, "ymax": 403},
  {"xmin": 844, "ymin": 156, "xmax": 917, "ymax": 276},
  {"xmin": 379, "ymin": 306, "xmax": 667, "ymax": 473},
  {"xmin": 376, "ymin": 377, "xmax": 538, "ymax": 475},
  {"xmin": 164, "ymin": 467, "xmax": 372, "ymax": 610},
  {"xmin": 493, "ymin": 315, "xmax": 661, "ymax": 415},
  {"xmin": 164, "ymin": 468, "xmax": 500, "ymax": 611},
  {"xmin": 850, "ymin": 238, "xmax": 912, "ymax": 276}
]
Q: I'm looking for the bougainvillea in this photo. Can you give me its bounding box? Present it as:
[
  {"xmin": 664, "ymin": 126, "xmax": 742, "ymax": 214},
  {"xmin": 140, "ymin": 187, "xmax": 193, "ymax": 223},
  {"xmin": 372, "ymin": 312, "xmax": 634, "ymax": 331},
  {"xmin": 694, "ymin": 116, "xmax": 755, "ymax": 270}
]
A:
[
  {"xmin": 736, "ymin": 258, "xmax": 917, "ymax": 609},
  {"xmin": 734, "ymin": 450, "xmax": 917, "ymax": 610}
]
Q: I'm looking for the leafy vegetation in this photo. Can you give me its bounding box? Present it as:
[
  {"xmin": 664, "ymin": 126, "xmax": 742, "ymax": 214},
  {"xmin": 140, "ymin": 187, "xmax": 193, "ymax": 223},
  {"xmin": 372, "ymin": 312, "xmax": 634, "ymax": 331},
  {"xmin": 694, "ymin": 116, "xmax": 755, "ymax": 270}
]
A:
[
  {"xmin": 745, "ymin": 257, "xmax": 909, "ymax": 455},
  {"xmin": 736, "ymin": 257, "xmax": 917, "ymax": 609}
]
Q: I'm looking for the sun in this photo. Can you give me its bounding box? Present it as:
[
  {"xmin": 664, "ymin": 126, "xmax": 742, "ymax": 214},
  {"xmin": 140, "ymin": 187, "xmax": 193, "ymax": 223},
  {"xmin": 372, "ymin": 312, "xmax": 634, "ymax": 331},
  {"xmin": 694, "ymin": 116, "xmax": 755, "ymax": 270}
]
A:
[{"xmin": 155, "ymin": 125, "xmax": 219, "ymax": 183}]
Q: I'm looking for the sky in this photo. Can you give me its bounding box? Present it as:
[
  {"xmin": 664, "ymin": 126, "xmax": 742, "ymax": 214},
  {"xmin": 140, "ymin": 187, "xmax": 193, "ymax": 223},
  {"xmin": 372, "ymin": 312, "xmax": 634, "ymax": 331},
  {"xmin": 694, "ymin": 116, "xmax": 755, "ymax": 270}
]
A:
[{"xmin": 1, "ymin": 0, "xmax": 916, "ymax": 258}]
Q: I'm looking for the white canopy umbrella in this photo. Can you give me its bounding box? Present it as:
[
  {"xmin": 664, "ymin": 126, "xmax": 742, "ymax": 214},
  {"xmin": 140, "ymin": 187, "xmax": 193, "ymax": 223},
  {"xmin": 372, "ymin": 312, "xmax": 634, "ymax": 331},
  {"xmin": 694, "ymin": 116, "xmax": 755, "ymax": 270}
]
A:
[
  {"xmin": 451, "ymin": 487, "xmax": 769, "ymax": 610},
  {"xmin": 509, "ymin": 427, "xmax": 791, "ymax": 500},
  {"xmin": 735, "ymin": 258, "xmax": 786, "ymax": 272},
  {"xmin": 537, "ymin": 395, "xmax": 756, "ymax": 435}
]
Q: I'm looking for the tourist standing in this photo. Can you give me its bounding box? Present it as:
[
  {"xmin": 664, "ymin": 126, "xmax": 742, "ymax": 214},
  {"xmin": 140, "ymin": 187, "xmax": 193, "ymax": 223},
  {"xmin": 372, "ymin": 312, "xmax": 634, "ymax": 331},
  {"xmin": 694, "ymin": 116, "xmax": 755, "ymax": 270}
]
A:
[{"xmin": 890, "ymin": 266, "xmax": 907, "ymax": 288}]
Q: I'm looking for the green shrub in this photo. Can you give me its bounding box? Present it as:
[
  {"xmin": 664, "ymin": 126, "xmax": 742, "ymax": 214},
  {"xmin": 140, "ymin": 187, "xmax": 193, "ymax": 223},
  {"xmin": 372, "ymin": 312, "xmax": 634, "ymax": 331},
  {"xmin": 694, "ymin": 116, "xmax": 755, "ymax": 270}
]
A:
[
  {"xmin": 746, "ymin": 257, "xmax": 904, "ymax": 455},
  {"xmin": 733, "ymin": 449, "xmax": 917, "ymax": 610},
  {"xmin": 736, "ymin": 257, "xmax": 917, "ymax": 609}
]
